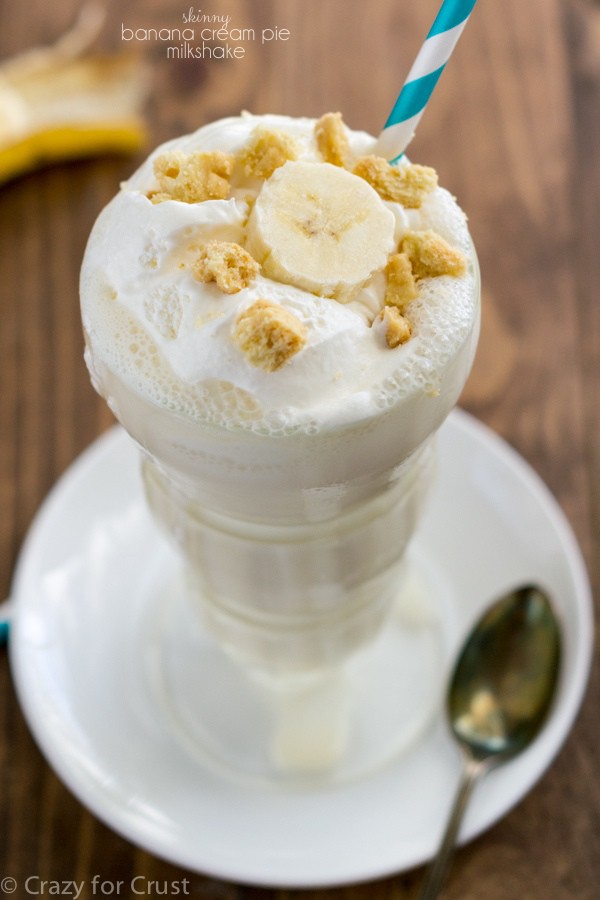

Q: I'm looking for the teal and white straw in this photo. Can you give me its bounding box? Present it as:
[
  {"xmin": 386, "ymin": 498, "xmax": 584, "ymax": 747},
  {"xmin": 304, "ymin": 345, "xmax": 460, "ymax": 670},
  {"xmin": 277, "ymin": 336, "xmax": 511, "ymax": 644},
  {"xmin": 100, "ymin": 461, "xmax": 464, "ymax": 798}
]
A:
[
  {"xmin": 0, "ymin": 599, "xmax": 10, "ymax": 645},
  {"xmin": 376, "ymin": 0, "xmax": 478, "ymax": 162}
]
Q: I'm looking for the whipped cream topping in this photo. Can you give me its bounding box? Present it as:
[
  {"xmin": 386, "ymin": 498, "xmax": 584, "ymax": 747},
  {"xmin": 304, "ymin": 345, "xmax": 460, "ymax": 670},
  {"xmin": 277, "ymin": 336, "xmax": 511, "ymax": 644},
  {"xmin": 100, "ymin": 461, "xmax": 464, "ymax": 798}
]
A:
[{"xmin": 81, "ymin": 113, "xmax": 478, "ymax": 433}]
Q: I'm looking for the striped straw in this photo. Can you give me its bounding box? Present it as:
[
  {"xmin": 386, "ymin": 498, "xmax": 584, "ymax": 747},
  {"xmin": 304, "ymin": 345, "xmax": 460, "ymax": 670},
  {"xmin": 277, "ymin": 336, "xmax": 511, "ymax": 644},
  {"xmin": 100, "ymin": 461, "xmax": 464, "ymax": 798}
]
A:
[
  {"xmin": 375, "ymin": 0, "xmax": 477, "ymax": 162},
  {"xmin": 0, "ymin": 599, "xmax": 11, "ymax": 645}
]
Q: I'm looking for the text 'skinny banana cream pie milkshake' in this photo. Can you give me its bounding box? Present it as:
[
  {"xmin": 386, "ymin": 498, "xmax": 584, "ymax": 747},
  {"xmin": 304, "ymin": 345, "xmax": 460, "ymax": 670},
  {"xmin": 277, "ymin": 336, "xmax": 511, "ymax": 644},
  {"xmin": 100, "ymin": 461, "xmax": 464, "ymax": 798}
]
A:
[{"xmin": 81, "ymin": 113, "xmax": 480, "ymax": 779}]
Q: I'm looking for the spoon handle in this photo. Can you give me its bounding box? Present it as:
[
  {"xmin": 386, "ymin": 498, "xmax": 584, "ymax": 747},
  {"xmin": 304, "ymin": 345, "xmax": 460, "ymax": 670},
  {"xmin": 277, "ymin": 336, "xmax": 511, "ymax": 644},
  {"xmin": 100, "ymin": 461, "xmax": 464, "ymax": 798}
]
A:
[{"xmin": 419, "ymin": 754, "xmax": 488, "ymax": 900}]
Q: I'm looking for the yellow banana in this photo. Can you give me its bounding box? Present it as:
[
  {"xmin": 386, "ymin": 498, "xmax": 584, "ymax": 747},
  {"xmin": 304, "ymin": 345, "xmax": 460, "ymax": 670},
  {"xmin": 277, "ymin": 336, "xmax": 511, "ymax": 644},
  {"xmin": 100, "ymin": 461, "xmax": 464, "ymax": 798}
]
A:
[{"xmin": 0, "ymin": 5, "xmax": 149, "ymax": 185}]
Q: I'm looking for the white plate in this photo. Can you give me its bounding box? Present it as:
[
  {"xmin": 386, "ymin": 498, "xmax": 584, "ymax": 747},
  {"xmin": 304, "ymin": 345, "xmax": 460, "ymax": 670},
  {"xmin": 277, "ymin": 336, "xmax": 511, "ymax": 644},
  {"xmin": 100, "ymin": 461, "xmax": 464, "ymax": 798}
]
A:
[{"xmin": 9, "ymin": 409, "xmax": 593, "ymax": 887}]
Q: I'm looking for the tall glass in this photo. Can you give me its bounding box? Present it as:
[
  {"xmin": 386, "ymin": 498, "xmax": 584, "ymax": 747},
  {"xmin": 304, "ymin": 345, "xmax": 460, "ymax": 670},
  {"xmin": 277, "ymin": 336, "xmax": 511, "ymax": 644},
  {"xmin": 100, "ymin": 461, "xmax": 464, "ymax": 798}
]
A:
[{"xmin": 81, "ymin": 110, "xmax": 481, "ymax": 780}]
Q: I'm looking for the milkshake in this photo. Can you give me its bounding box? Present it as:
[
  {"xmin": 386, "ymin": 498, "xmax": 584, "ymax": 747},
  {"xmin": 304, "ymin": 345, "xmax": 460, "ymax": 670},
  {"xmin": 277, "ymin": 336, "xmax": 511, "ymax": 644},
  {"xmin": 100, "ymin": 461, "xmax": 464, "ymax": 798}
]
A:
[{"xmin": 80, "ymin": 112, "xmax": 479, "ymax": 775}]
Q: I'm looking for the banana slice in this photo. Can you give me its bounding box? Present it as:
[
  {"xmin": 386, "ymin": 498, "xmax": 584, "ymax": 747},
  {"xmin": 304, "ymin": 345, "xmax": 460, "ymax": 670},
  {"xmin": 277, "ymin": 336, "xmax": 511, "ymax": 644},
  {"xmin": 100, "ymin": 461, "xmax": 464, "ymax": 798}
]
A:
[
  {"xmin": 0, "ymin": 5, "xmax": 148, "ymax": 186},
  {"xmin": 246, "ymin": 161, "xmax": 396, "ymax": 302}
]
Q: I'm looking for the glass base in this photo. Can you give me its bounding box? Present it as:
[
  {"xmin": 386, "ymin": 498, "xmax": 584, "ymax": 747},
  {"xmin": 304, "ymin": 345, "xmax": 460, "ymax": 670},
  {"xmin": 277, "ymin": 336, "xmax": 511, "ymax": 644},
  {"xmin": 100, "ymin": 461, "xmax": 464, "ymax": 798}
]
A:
[{"xmin": 145, "ymin": 555, "xmax": 451, "ymax": 787}]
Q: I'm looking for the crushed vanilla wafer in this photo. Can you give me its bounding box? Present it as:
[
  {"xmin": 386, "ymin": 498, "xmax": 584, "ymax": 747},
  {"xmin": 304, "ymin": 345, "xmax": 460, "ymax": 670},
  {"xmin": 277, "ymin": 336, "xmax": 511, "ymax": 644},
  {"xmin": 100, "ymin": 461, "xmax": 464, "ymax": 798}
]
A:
[
  {"xmin": 192, "ymin": 241, "xmax": 260, "ymax": 294},
  {"xmin": 232, "ymin": 300, "xmax": 307, "ymax": 371},
  {"xmin": 384, "ymin": 252, "xmax": 419, "ymax": 310},
  {"xmin": 400, "ymin": 229, "xmax": 466, "ymax": 279},
  {"xmin": 237, "ymin": 127, "xmax": 299, "ymax": 180},
  {"xmin": 376, "ymin": 306, "xmax": 412, "ymax": 348},
  {"xmin": 150, "ymin": 150, "xmax": 234, "ymax": 203},
  {"xmin": 314, "ymin": 112, "xmax": 350, "ymax": 167},
  {"xmin": 353, "ymin": 156, "xmax": 437, "ymax": 208}
]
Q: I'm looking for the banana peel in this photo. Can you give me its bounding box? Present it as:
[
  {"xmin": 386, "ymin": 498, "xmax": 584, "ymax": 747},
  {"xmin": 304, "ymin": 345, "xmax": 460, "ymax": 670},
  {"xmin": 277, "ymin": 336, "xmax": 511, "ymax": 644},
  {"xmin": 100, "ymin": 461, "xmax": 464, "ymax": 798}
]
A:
[{"xmin": 0, "ymin": 5, "xmax": 149, "ymax": 185}]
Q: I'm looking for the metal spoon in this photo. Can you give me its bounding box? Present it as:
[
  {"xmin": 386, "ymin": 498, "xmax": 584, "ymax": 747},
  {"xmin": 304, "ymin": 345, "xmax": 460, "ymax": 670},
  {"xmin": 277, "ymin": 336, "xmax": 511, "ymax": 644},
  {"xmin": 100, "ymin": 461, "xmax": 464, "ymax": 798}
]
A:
[{"xmin": 419, "ymin": 584, "xmax": 561, "ymax": 900}]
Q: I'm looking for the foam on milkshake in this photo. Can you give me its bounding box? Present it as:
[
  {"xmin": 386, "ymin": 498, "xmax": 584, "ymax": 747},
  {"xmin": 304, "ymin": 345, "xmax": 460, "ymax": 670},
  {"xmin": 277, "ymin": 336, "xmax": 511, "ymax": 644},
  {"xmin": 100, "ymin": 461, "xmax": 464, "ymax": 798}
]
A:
[{"xmin": 81, "ymin": 113, "xmax": 479, "ymax": 445}]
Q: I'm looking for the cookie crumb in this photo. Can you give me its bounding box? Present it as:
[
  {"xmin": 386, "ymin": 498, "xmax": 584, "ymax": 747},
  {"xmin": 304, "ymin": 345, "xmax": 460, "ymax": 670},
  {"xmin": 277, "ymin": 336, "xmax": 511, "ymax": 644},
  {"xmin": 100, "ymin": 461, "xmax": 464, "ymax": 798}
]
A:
[
  {"xmin": 233, "ymin": 300, "xmax": 307, "ymax": 371},
  {"xmin": 385, "ymin": 252, "xmax": 419, "ymax": 310},
  {"xmin": 237, "ymin": 127, "xmax": 299, "ymax": 179},
  {"xmin": 400, "ymin": 230, "xmax": 466, "ymax": 279},
  {"xmin": 314, "ymin": 112, "xmax": 350, "ymax": 167},
  {"xmin": 353, "ymin": 156, "xmax": 437, "ymax": 207},
  {"xmin": 149, "ymin": 151, "xmax": 234, "ymax": 203},
  {"xmin": 192, "ymin": 241, "xmax": 260, "ymax": 294},
  {"xmin": 376, "ymin": 306, "xmax": 412, "ymax": 348}
]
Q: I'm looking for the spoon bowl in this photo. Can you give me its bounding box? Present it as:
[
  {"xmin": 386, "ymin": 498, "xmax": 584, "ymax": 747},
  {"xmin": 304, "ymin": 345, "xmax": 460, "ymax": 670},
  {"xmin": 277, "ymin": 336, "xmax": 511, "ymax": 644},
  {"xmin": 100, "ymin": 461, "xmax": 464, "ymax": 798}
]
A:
[
  {"xmin": 450, "ymin": 584, "xmax": 561, "ymax": 761},
  {"xmin": 419, "ymin": 585, "xmax": 561, "ymax": 899}
]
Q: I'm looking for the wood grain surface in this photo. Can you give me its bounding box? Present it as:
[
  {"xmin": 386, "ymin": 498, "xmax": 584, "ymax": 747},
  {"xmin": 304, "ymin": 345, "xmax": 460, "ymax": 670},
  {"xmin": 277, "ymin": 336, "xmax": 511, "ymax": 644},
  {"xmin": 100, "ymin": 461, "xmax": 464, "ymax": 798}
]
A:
[{"xmin": 1, "ymin": 0, "xmax": 599, "ymax": 897}]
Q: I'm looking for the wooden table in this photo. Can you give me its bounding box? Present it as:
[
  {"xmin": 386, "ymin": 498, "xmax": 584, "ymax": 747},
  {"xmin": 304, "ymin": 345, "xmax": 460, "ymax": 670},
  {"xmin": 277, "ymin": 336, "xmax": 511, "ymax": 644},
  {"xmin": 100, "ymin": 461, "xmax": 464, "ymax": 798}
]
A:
[{"xmin": 1, "ymin": 0, "xmax": 598, "ymax": 896}]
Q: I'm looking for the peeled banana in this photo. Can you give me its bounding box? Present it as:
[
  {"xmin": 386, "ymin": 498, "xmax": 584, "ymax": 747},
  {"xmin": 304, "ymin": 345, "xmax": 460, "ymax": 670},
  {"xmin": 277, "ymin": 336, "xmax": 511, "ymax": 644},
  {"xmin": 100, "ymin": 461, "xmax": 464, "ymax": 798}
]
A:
[
  {"xmin": 246, "ymin": 161, "xmax": 396, "ymax": 302},
  {"xmin": 0, "ymin": 5, "xmax": 149, "ymax": 185}
]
